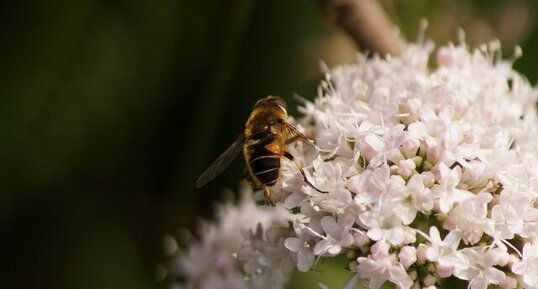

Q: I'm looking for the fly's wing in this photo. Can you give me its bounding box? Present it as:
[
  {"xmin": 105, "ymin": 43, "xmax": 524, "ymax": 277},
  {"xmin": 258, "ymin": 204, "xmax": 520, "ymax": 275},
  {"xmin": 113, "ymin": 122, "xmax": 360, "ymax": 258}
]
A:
[
  {"xmin": 278, "ymin": 120, "xmax": 320, "ymax": 162},
  {"xmin": 277, "ymin": 120, "xmax": 313, "ymax": 145},
  {"xmin": 196, "ymin": 133, "xmax": 245, "ymax": 188}
]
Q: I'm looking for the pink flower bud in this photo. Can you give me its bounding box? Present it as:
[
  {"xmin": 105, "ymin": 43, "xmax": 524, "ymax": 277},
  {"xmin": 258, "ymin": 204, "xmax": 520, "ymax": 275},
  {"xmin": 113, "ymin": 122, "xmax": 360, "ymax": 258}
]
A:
[
  {"xmin": 423, "ymin": 274, "xmax": 438, "ymax": 286},
  {"xmin": 356, "ymin": 134, "xmax": 383, "ymax": 161},
  {"xmin": 399, "ymin": 134, "xmax": 421, "ymax": 158},
  {"xmin": 421, "ymin": 171, "xmax": 435, "ymax": 188},
  {"xmin": 499, "ymin": 276, "xmax": 517, "ymax": 289},
  {"xmin": 397, "ymin": 159, "xmax": 416, "ymax": 179},
  {"xmin": 402, "ymin": 98, "xmax": 422, "ymax": 116},
  {"xmin": 426, "ymin": 145, "xmax": 443, "ymax": 164},
  {"xmin": 416, "ymin": 244, "xmax": 429, "ymax": 263},
  {"xmin": 354, "ymin": 231, "xmax": 370, "ymax": 247},
  {"xmin": 436, "ymin": 47, "xmax": 453, "ymax": 67},
  {"xmin": 372, "ymin": 86, "xmax": 390, "ymax": 104},
  {"xmin": 436, "ymin": 263, "xmax": 453, "ymax": 278},
  {"xmin": 371, "ymin": 240, "xmax": 390, "ymax": 260},
  {"xmin": 398, "ymin": 246, "xmax": 417, "ymax": 267}
]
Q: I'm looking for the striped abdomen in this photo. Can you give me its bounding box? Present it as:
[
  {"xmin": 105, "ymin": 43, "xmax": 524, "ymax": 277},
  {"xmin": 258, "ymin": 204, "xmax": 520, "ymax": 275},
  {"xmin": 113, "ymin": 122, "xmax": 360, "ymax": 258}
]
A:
[{"xmin": 247, "ymin": 140, "xmax": 281, "ymax": 187}]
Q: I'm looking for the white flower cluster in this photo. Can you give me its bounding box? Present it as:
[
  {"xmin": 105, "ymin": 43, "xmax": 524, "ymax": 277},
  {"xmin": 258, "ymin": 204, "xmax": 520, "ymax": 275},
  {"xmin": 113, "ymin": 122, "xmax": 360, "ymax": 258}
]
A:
[
  {"xmin": 170, "ymin": 189, "xmax": 294, "ymax": 289},
  {"xmin": 173, "ymin": 40, "xmax": 538, "ymax": 289}
]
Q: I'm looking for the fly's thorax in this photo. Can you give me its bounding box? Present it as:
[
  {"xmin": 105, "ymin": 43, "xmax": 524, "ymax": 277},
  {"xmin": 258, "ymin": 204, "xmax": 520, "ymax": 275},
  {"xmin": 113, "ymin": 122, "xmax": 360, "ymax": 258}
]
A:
[
  {"xmin": 244, "ymin": 102, "xmax": 288, "ymax": 138},
  {"xmin": 253, "ymin": 95, "xmax": 287, "ymax": 112}
]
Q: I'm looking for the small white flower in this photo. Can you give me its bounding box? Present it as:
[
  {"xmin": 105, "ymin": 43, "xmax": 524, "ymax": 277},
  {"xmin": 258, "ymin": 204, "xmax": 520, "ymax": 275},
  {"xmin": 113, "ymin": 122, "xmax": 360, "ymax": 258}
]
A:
[
  {"xmin": 356, "ymin": 246, "xmax": 414, "ymax": 289},
  {"xmin": 360, "ymin": 197, "xmax": 416, "ymax": 246},
  {"xmin": 314, "ymin": 214, "xmax": 355, "ymax": 256},
  {"xmin": 431, "ymin": 163, "xmax": 471, "ymax": 214},
  {"xmin": 512, "ymin": 241, "xmax": 538, "ymax": 289},
  {"xmin": 459, "ymin": 159, "xmax": 489, "ymax": 190},
  {"xmin": 284, "ymin": 220, "xmax": 317, "ymax": 272},
  {"xmin": 453, "ymin": 247, "xmax": 509, "ymax": 289},
  {"xmin": 443, "ymin": 192, "xmax": 492, "ymax": 244},
  {"xmin": 348, "ymin": 163, "xmax": 391, "ymax": 206},
  {"xmin": 423, "ymin": 226, "xmax": 468, "ymax": 278},
  {"xmin": 494, "ymin": 190, "xmax": 538, "ymax": 239},
  {"xmin": 307, "ymin": 158, "xmax": 355, "ymax": 214},
  {"xmin": 407, "ymin": 173, "xmax": 433, "ymax": 213}
]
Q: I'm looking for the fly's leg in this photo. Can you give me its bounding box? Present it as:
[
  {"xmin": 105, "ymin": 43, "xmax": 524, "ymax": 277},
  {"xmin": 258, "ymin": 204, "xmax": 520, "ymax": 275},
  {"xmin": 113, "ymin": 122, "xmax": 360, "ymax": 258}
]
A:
[
  {"xmin": 244, "ymin": 170, "xmax": 263, "ymax": 189},
  {"xmin": 263, "ymin": 186, "xmax": 275, "ymax": 206},
  {"xmin": 245, "ymin": 171, "xmax": 273, "ymax": 205},
  {"xmin": 283, "ymin": 151, "xmax": 328, "ymax": 194}
]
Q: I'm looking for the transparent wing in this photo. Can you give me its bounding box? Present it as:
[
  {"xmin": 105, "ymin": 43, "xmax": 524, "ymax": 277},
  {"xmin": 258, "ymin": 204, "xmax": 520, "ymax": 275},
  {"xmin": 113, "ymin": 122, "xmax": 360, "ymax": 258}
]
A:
[
  {"xmin": 196, "ymin": 133, "xmax": 245, "ymax": 188},
  {"xmin": 277, "ymin": 120, "xmax": 313, "ymax": 145}
]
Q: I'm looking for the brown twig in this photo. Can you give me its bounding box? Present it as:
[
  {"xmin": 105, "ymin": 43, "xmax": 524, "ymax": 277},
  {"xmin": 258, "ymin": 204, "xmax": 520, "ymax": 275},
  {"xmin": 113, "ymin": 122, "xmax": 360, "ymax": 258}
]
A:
[{"xmin": 314, "ymin": 0, "xmax": 403, "ymax": 57}]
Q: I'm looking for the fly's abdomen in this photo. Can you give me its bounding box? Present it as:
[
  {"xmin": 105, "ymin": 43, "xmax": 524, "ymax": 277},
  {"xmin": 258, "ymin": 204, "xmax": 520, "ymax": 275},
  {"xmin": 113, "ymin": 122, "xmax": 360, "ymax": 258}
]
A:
[{"xmin": 249, "ymin": 151, "xmax": 280, "ymax": 187}]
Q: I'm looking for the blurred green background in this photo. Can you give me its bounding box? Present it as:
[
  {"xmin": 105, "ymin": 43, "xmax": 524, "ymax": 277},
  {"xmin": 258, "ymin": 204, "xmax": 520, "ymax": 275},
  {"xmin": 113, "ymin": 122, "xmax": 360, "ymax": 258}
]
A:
[{"xmin": 1, "ymin": 1, "xmax": 537, "ymax": 289}]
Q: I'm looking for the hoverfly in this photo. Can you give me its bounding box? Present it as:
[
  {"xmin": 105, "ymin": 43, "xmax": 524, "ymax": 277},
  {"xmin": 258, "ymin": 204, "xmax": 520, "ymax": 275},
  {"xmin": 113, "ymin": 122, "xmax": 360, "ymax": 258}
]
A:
[{"xmin": 196, "ymin": 95, "xmax": 326, "ymax": 204}]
